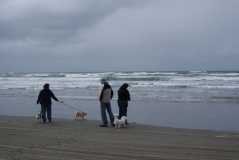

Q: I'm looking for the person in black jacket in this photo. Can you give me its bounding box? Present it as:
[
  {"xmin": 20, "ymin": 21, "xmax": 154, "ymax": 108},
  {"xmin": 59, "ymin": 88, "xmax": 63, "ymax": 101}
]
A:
[
  {"xmin": 117, "ymin": 83, "xmax": 130, "ymax": 119},
  {"xmin": 37, "ymin": 83, "xmax": 61, "ymax": 123}
]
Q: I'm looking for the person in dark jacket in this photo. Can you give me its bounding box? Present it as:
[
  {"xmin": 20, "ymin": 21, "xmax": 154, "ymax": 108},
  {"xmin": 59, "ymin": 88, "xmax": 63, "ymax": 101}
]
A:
[
  {"xmin": 117, "ymin": 83, "xmax": 130, "ymax": 119},
  {"xmin": 37, "ymin": 83, "xmax": 61, "ymax": 123},
  {"xmin": 99, "ymin": 81, "xmax": 114, "ymax": 127}
]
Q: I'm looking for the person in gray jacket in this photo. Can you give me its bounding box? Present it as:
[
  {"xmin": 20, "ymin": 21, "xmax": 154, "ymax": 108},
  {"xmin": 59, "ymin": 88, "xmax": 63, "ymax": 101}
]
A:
[{"xmin": 99, "ymin": 81, "xmax": 114, "ymax": 127}]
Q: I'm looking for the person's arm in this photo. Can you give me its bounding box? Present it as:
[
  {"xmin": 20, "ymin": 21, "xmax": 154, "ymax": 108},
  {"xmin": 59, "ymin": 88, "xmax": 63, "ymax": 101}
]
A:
[
  {"xmin": 111, "ymin": 89, "xmax": 114, "ymax": 99},
  {"xmin": 127, "ymin": 90, "xmax": 131, "ymax": 101},
  {"xmin": 50, "ymin": 90, "xmax": 59, "ymax": 102},
  {"xmin": 99, "ymin": 89, "xmax": 103, "ymax": 101},
  {"xmin": 37, "ymin": 91, "xmax": 42, "ymax": 104}
]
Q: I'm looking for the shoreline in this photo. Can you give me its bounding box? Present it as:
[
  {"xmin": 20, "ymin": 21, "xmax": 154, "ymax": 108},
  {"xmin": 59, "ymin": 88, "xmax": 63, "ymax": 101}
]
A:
[
  {"xmin": 1, "ymin": 95, "xmax": 239, "ymax": 132},
  {"xmin": 1, "ymin": 114, "xmax": 239, "ymax": 134},
  {"xmin": 0, "ymin": 115, "xmax": 239, "ymax": 159}
]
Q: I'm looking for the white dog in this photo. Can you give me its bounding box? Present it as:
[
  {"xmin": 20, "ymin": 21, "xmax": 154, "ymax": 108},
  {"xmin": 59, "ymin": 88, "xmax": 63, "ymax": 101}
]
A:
[
  {"xmin": 114, "ymin": 115, "xmax": 127, "ymax": 128},
  {"xmin": 35, "ymin": 111, "xmax": 41, "ymax": 120}
]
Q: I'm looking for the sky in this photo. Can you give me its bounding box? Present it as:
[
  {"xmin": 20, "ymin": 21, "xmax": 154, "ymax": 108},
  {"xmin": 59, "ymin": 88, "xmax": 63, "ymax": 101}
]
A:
[{"xmin": 0, "ymin": 0, "xmax": 238, "ymax": 72}]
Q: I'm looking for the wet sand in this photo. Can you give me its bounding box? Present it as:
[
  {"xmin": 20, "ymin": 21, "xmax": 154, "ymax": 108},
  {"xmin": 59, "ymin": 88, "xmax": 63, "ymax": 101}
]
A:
[
  {"xmin": 1, "ymin": 95, "xmax": 239, "ymax": 131},
  {"xmin": 0, "ymin": 115, "xmax": 239, "ymax": 160}
]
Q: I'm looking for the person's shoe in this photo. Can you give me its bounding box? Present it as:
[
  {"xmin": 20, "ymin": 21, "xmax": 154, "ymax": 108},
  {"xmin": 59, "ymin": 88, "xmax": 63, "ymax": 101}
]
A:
[{"xmin": 99, "ymin": 124, "xmax": 108, "ymax": 127}]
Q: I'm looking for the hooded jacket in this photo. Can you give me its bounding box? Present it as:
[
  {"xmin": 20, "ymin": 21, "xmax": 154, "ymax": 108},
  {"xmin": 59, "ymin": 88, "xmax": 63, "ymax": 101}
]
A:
[
  {"xmin": 118, "ymin": 84, "xmax": 130, "ymax": 101},
  {"xmin": 37, "ymin": 89, "xmax": 59, "ymax": 105}
]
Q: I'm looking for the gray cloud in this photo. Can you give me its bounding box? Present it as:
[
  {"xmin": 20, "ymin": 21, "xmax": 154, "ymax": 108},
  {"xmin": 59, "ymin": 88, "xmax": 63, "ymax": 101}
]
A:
[
  {"xmin": 0, "ymin": 0, "xmax": 144, "ymax": 42},
  {"xmin": 0, "ymin": 0, "xmax": 238, "ymax": 72}
]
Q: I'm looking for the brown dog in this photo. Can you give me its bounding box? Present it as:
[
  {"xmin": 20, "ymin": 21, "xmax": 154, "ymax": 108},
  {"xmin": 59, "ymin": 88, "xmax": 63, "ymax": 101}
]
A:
[{"xmin": 74, "ymin": 112, "xmax": 87, "ymax": 120}]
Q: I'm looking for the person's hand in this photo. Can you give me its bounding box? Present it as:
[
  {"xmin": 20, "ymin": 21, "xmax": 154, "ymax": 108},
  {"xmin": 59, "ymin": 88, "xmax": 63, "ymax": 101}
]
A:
[{"xmin": 59, "ymin": 100, "xmax": 64, "ymax": 103}]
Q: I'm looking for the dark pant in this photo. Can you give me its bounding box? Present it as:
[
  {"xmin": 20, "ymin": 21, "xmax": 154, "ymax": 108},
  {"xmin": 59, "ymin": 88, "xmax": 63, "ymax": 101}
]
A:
[
  {"xmin": 41, "ymin": 104, "xmax": 52, "ymax": 123},
  {"xmin": 118, "ymin": 101, "xmax": 128, "ymax": 119},
  {"xmin": 100, "ymin": 102, "xmax": 114, "ymax": 125}
]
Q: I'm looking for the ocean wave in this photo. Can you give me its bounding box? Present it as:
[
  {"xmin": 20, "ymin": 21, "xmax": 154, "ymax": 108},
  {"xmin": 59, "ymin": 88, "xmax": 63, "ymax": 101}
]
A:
[
  {"xmin": 200, "ymin": 85, "xmax": 239, "ymax": 89},
  {"xmin": 210, "ymin": 96, "xmax": 239, "ymax": 100},
  {"xmin": 104, "ymin": 76, "xmax": 169, "ymax": 81},
  {"xmin": 166, "ymin": 85, "xmax": 191, "ymax": 89},
  {"xmin": 0, "ymin": 72, "xmax": 24, "ymax": 77},
  {"xmin": 0, "ymin": 71, "xmax": 239, "ymax": 91},
  {"xmin": 0, "ymin": 73, "xmax": 66, "ymax": 78},
  {"xmin": 209, "ymin": 73, "xmax": 239, "ymax": 77},
  {"xmin": 24, "ymin": 73, "xmax": 66, "ymax": 78},
  {"xmin": 1, "ymin": 71, "xmax": 239, "ymax": 79},
  {"xmin": 209, "ymin": 96, "xmax": 239, "ymax": 102}
]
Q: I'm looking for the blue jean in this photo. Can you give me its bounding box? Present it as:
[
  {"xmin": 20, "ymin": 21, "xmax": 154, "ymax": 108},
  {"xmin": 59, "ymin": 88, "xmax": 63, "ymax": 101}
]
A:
[
  {"xmin": 100, "ymin": 102, "xmax": 114, "ymax": 125},
  {"xmin": 41, "ymin": 104, "xmax": 52, "ymax": 123}
]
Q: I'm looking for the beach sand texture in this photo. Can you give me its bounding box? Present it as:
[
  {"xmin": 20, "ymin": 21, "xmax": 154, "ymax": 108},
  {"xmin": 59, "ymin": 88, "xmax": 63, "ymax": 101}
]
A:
[{"xmin": 0, "ymin": 116, "xmax": 239, "ymax": 160}]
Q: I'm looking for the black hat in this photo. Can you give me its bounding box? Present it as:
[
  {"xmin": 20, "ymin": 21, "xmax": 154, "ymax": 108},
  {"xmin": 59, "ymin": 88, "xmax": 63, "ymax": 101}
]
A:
[{"xmin": 43, "ymin": 83, "xmax": 50, "ymax": 89}]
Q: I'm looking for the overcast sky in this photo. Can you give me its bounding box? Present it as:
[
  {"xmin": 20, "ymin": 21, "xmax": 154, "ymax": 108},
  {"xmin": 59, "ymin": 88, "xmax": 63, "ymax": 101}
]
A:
[{"xmin": 0, "ymin": 0, "xmax": 238, "ymax": 72}]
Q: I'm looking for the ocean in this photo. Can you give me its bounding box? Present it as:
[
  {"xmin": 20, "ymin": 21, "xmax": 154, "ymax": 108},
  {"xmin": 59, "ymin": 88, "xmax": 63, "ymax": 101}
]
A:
[
  {"xmin": 0, "ymin": 71, "xmax": 239, "ymax": 131},
  {"xmin": 1, "ymin": 71, "xmax": 239, "ymax": 103}
]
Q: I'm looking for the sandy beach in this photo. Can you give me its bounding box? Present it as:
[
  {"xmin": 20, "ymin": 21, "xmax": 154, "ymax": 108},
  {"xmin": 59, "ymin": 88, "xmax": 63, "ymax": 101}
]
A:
[
  {"xmin": 1, "ymin": 0, "xmax": 239, "ymax": 159},
  {"xmin": 0, "ymin": 115, "xmax": 238, "ymax": 160}
]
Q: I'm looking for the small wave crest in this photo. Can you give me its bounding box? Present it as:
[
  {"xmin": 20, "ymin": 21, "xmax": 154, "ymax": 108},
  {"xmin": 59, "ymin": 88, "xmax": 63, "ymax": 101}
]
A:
[
  {"xmin": 24, "ymin": 73, "xmax": 66, "ymax": 78},
  {"xmin": 104, "ymin": 76, "xmax": 169, "ymax": 81},
  {"xmin": 0, "ymin": 73, "xmax": 66, "ymax": 78}
]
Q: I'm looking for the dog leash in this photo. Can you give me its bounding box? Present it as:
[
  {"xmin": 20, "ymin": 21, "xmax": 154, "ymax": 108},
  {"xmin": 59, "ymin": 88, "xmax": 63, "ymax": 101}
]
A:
[{"xmin": 61, "ymin": 101, "xmax": 83, "ymax": 112}]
